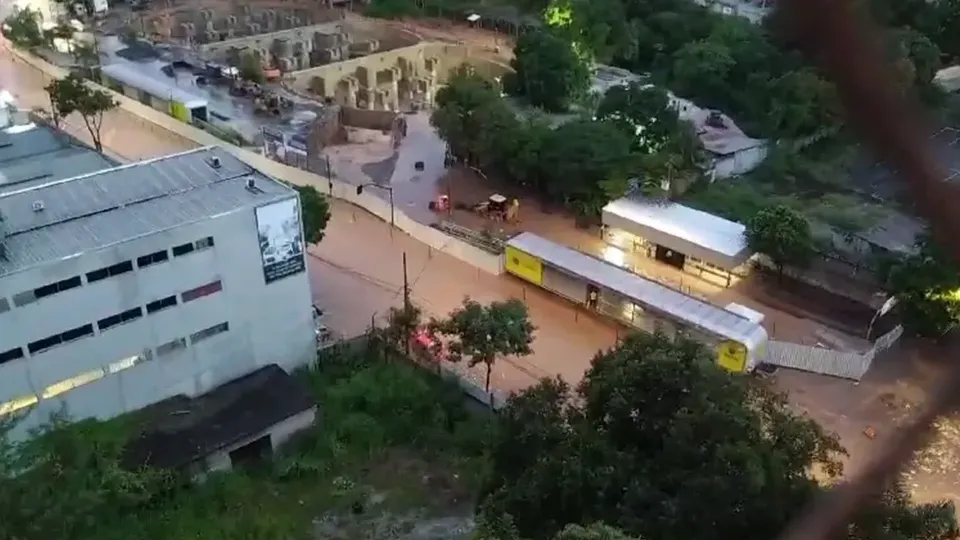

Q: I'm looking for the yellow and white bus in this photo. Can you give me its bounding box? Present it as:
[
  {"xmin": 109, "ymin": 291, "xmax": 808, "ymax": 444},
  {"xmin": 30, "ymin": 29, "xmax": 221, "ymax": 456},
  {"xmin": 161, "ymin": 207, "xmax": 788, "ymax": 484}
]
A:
[{"xmin": 503, "ymin": 232, "xmax": 768, "ymax": 372}]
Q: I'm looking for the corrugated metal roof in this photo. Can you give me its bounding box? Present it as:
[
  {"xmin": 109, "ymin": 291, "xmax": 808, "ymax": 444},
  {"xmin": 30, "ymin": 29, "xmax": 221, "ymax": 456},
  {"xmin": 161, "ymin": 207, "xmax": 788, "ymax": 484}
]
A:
[
  {"xmin": 602, "ymin": 198, "xmax": 751, "ymax": 270},
  {"xmin": 101, "ymin": 63, "xmax": 208, "ymax": 109},
  {"xmin": 0, "ymin": 146, "xmax": 293, "ymax": 277},
  {"xmin": 506, "ymin": 232, "xmax": 765, "ymax": 345},
  {"xmin": 0, "ymin": 126, "xmax": 66, "ymax": 164},
  {"xmin": 0, "ymin": 148, "xmax": 114, "ymax": 194},
  {"xmin": 0, "ymin": 124, "xmax": 116, "ymax": 194}
]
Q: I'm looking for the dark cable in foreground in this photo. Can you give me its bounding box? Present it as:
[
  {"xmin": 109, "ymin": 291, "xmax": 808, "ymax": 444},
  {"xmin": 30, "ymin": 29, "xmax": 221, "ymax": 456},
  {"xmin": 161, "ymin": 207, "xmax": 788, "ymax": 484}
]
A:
[{"xmin": 770, "ymin": 1, "xmax": 960, "ymax": 539}]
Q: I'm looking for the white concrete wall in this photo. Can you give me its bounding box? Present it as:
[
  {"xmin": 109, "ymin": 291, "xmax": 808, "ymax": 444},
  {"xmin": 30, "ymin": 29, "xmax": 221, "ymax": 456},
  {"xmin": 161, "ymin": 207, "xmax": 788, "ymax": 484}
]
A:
[{"xmin": 205, "ymin": 407, "xmax": 317, "ymax": 473}]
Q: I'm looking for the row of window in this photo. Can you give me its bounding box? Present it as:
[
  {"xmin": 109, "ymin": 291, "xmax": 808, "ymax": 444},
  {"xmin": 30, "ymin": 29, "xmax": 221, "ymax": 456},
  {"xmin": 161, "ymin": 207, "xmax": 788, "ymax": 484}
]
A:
[
  {"xmin": 0, "ymin": 279, "xmax": 223, "ymax": 363},
  {"xmin": 0, "ymin": 236, "xmax": 216, "ymax": 313},
  {"xmin": 0, "ymin": 317, "xmax": 231, "ymax": 416}
]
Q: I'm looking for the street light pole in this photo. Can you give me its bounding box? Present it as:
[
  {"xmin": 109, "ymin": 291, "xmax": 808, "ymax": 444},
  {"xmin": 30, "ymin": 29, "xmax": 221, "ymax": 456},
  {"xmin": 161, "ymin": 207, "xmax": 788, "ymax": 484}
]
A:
[{"xmin": 356, "ymin": 183, "xmax": 395, "ymax": 237}]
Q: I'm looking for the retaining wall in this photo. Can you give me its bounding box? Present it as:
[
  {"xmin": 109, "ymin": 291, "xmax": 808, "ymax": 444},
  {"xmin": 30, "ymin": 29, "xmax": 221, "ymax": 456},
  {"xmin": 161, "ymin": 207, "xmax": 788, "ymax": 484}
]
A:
[{"xmin": 10, "ymin": 46, "xmax": 503, "ymax": 277}]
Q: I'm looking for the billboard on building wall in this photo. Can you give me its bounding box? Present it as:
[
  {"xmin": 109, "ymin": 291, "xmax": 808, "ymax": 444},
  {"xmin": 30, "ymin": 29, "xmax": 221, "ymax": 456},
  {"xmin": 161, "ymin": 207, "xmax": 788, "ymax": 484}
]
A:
[{"xmin": 254, "ymin": 198, "xmax": 306, "ymax": 284}]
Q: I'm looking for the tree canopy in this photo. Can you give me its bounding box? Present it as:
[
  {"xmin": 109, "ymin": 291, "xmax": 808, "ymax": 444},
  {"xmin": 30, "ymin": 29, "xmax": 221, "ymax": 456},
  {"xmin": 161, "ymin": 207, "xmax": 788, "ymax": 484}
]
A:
[
  {"xmin": 429, "ymin": 297, "xmax": 535, "ymax": 391},
  {"xmin": 44, "ymin": 74, "xmax": 117, "ymax": 153},
  {"xmin": 508, "ymin": 28, "xmax": 591, "ymax": 112},
  {"xmin": 884, "ymin": 235, "xmax": 960, "ymax": 339},
  {"xmin": 478, "ymin": 332, "xmax": 956, "ymax": 540},
  {"xmin": 294, "ymin": 185, "xmax": 331, "ymax": 244},
  {"xmin": 2, "ymin": 8, "xmax": 44, "ymax": 49},
  {"xmin": 745, "ymin": 204, "xmax": 816, "ymax": 278}
]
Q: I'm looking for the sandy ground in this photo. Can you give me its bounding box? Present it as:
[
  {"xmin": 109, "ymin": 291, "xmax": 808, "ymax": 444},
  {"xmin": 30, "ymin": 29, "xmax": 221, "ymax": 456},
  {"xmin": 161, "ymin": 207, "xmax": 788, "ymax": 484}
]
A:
[{"xmin": 5, "ymin": 43, "xmax": 960, "ymax": 505}]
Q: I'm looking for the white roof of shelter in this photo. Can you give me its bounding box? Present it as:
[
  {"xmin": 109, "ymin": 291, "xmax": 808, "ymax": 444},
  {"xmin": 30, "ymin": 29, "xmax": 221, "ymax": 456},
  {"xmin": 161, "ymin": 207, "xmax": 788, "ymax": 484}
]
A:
[
  {"xmin": 602, "ymin": 198, "xmax": 752, "ymax": 270},
  {"xmin": 100, "ymin": 63, "xmax": 208, "ymax": 109},
  {"xmin": 506, "ymin": 232, "xmax": 767, "ymax": 351}
]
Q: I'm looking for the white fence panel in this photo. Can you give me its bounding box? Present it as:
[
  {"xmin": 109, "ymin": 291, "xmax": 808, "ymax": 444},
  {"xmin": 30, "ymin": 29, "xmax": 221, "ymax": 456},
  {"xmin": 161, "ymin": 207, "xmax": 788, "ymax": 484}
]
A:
[{"xmin": 765, "ymin": 325, "xmax": 903, "ymax": 380}]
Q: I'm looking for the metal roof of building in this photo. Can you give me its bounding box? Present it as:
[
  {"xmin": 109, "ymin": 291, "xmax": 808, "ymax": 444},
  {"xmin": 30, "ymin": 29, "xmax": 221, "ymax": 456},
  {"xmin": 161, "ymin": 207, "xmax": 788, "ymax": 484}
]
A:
[
  {"xmin": 0, "ymin": 124, "xmax": 116, "ymax": 195},
  {"xmin": 506, "ymin": 232, "xmax": 767, "ymax": 347},
  {"xmin": 0, "ymin": 146, "xmax": 294, "ymax": 277},
  {"xmin": 100, "ymin": 63, "xmax": 208, "ymax": 109},
  {"xmin": 602, "ymin": 198, "xmax": 752, "ymax": 270}
]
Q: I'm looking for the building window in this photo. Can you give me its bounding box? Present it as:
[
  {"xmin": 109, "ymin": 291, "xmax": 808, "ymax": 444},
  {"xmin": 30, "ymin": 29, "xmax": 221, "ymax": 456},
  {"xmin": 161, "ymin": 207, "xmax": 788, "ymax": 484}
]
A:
[
  {"xmin": 172, "ymin": 242, "xmax": 195, "ymax": 257},
  {"xmin": 190, "ymin": 322, "xmax": 229, "ymax": 344},
  {"xmin": 146, "ymin": 295, "xmax": 178, "ymax": 314},
  {"xmin": 195, "ymin": 236, "xmax": 215, "ymax": 250},
  {"xmin": 0, "ymin": 347, "xmax": 24, "ymax": 365},
  {"xmin": 136, "ymin": 250, "xmax": 170, "ymax": 268},
  {"xmin": 181, "ymin": 280, "xmax": 223, "ymax": 303},
  {"xmin": 0, "ymin": 298, "xmax": 8, "ymax": 313},
  {"xmin": 28, "ymin": 323, "xmax": 95, "ymax": 355},
  {"xmin": 97, "ymin": 307, "xmax": 143, "ymax": 332},
  {"xmin": 41, "ymin": 368, "xmax": 106, "ymax": 399},
  {"xmin": 86, "ymin": 260, "xmax": 134, "ymax": 283},
  {"xmin": 156, "ymin": 337, "xmax": 187, "ymax": 357},
  {"xmin": 106, "ymin": 351, "xmax": 152, "ymax": 374},
  {"xmin": 29, "ymin": 275, "xmax": 82, "ymax": 301}
]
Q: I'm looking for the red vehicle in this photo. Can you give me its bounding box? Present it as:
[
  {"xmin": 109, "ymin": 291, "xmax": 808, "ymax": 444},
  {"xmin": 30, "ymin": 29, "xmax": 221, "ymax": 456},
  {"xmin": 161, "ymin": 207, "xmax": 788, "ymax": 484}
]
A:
[{"xmin": 409, "ymin": 327, "xmax": 448, "ymax": 363}]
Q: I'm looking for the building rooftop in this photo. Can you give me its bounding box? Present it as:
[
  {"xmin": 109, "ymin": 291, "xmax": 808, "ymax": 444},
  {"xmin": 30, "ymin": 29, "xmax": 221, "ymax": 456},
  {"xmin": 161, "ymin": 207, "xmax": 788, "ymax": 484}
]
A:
[
  {"xmin": 506, "ymin": 232, "xmax": 766, "ymax": 348},
  {"xmin": 0, "ymin": 123, "xmax": 116, "ymax": 195},
  {"xmin": 603, "ymin": 198, "xmax": 749, "ymax": 259},
  {"xmin": 123, "ymin": 364, "xmax": 316, "ymax": 470},
  {"xmin": 0, "ymin": 146, "xmax": 295, "ymax": 278}
]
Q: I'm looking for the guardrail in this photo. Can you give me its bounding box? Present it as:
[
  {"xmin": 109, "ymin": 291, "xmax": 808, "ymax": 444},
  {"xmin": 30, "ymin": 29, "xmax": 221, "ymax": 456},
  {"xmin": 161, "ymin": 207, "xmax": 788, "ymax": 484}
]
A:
[{"xmin": 8, "ymin": 45, "xmax": 504, "ymax": 277}]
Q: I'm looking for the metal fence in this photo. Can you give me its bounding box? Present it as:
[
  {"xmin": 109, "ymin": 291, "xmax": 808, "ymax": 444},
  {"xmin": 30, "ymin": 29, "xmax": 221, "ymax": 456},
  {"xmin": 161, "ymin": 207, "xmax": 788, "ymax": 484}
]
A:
[{"xmin": 765, "ymin": 325, "xmax": 903, "ymax": 380}]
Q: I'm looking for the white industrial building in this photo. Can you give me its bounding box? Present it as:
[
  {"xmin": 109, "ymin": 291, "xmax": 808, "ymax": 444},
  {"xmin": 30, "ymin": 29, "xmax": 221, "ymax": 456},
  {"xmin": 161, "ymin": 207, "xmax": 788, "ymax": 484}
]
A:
[
  {"xmin": 0, "ymin": 141, "xmax": 316, "ymax": 435},
  {"xmin": 602, "ymin": 197, "xmax": 755, "ymax": 287}
]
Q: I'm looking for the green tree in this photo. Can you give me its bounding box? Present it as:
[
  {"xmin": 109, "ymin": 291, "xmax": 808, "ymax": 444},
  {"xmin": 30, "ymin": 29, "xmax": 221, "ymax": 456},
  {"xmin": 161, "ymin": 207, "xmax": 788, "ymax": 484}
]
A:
[
  {"xmin": 884, "ymin": 235, "xmax": 960, "ymax": 339},
  {"xmin": 2, "ymin": 8, "xmax": 44, "ymax": 49},
  {"xmin": 539, "ymin": 118, "xmax": 634, "ymax": 219},
  {"xmin": 670, "ymin": 40, "xmax": 736, "ymax": 107},
  {"xmin": 555, "ymin": 524, "xmax": 643, "ymax": 540},
  {"xmin": 44, "ymin": 74, "xmax": 117, "ymax": 153},
  {"xmin": 0, "ymin": 413, "xmax": 172, "ymax": 540},
  {"xmin": 480, "ymin": 332, "xmax": 846, "ymax": 540},
  {"xmin": 595, "ymin": 84, "xmax": 678, "ymax": 154},
  {"xmin": 295, "ymin": 185, "xmax": 331, "ymax": 244},
  {"xmin": 238, "ymin": 52, "xmax": 265, "ymax": 83},
  {"xmin": 429, "ymin": 298, "xmax": 535, "ymax": 393},
  {"xmin": 509, "ymin": 29, "xmax": 591, "ymax": 112},
  {"xmin": 481, "ymin": 332, "xmax": 955, "ymax": 540},
  {"xmin": 745, "ymin": 204, "xmax": 816, "ymax": 280},
  {"xmin": 430, "ymin": 65, "xmax": 504, "ymax": 165}
]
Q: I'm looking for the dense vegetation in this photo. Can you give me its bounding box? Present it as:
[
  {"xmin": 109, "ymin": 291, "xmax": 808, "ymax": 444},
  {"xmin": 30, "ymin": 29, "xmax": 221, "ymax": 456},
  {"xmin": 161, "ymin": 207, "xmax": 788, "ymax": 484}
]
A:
[
  {"xmin": 2, "ymin": 328, "xmax": 956, "ymax": 540},
  {"xmin": 0, "ymin": 341, "xmax": 494, "ymax": 540}
]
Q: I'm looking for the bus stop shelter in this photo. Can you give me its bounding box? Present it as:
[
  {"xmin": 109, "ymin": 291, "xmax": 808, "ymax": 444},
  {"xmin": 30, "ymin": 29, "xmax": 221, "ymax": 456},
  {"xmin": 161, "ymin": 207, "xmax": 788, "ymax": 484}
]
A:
[{"xmin": 601, "ymin": 198, "xmax": 754, "ymax": 287}]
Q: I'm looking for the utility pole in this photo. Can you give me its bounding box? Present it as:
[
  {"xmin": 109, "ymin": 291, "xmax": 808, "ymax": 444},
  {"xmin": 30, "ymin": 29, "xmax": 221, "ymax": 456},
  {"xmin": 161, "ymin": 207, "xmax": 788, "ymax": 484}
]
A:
[{"xmin": 402, "ymin": 251, "xmax": 411, "ymax": 357}]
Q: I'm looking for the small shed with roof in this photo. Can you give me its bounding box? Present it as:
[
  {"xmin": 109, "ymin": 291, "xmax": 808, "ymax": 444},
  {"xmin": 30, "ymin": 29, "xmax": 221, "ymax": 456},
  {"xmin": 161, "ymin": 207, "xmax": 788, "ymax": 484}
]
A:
[{"xmin": 601, "ymin": 198, "xmax": 754, "ymax": 287}]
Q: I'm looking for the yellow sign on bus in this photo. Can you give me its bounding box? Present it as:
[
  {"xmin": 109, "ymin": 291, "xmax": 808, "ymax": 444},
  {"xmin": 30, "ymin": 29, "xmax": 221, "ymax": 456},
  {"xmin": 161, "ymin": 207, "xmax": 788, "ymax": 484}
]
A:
[
  {"xmin": 170, "ymin": 101, "xmax": 190, "ymax": 123},
  {"xmin": 716, "ymin": 340, "xmax": 748, "ymax": 372},
  {"xmin": 504, "ymin": 246, "xmax": 543, "ymax": 286}
]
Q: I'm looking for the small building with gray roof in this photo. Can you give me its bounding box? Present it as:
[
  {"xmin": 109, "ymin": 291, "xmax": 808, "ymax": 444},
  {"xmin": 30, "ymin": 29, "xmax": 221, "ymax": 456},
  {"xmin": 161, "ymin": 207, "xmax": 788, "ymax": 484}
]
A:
[{"xmin": 0, "ymin": 146, "xmax": 315, "ymax": 436}]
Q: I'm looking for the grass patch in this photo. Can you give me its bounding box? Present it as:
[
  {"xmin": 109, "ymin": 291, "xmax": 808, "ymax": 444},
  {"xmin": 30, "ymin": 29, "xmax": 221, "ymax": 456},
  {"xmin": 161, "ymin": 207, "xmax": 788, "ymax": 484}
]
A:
[{"xmin": 90, "ymin": 343, "xmax": 494, "ymax": 540}]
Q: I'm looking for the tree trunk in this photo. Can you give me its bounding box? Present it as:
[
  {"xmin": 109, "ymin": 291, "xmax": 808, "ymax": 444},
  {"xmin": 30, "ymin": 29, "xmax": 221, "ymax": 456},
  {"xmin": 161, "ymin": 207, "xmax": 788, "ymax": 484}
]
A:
[{"xmin": 484, "ymin": 362, "xmax": 492, "ymax": 393}]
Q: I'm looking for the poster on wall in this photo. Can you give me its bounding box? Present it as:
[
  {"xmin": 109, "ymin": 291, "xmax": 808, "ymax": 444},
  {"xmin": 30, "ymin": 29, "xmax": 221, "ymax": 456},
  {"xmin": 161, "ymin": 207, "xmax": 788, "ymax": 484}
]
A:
[{"xmin": 254, "ymin": 198, "xmax": 306, "ymax": 284}]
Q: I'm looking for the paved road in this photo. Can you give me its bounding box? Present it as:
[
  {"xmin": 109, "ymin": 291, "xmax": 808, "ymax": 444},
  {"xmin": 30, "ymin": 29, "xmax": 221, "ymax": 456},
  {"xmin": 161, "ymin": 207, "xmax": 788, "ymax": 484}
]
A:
[{"xmin": 6, "ymin": 45, "xmax": 960, "ymax": 504}]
